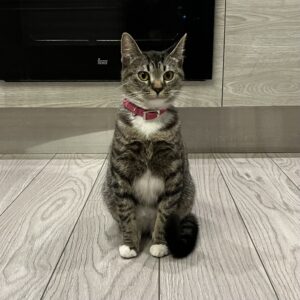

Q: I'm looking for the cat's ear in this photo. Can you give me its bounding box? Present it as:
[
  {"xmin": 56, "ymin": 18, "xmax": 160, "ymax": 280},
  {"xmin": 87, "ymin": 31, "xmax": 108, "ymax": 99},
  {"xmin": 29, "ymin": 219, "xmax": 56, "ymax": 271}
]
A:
[
  {"xmin": 121, "ymin": 32, "xmax": 143, "ymax": 66},
  {"xmin": 167, "ymin": 33, "xmax": 187, "ymax": 65}
]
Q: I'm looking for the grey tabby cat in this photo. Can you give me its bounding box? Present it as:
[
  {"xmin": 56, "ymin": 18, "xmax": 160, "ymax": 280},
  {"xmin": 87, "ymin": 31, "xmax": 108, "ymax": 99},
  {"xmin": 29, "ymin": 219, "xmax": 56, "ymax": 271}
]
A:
[{"xmin": 102, "ymin": 32, "xmax": 198, "ymax": 259}]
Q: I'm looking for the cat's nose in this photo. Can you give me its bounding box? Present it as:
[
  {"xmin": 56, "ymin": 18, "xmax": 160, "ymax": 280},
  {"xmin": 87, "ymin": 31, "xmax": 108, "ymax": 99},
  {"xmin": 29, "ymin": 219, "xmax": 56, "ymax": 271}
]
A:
[
  {"xmin": 153, "ymin": 86, "xmax": 163, "ymax": 95},
  {"xmin": 152, "ymin": 80, "xmax": 163, "ymax": 95}
]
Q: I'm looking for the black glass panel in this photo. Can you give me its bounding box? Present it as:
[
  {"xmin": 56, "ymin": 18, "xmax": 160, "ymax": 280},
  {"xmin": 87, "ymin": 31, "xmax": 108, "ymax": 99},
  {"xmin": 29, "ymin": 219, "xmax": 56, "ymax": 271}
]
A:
[{"xmin": 0, "ymin": 0, "xmax": 215, "ymax": 81}]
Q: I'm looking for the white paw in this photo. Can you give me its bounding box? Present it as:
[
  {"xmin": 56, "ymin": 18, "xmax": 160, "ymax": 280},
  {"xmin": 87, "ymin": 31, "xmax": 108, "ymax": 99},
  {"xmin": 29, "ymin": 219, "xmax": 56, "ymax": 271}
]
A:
[
  {"xmin": 150, "ymin": 244, "xmax": 169, "ymax": 258},
  {"xmin": 119, "ymin": 245, "xmax": 137, "ymax": 259}
]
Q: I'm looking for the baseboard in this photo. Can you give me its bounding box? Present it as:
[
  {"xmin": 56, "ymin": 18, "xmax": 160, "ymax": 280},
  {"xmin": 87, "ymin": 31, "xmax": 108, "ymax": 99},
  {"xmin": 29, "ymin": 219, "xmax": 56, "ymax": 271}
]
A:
[{"xmin": 0, "ymin": 107, "xmax": 299, "ymax": 153}]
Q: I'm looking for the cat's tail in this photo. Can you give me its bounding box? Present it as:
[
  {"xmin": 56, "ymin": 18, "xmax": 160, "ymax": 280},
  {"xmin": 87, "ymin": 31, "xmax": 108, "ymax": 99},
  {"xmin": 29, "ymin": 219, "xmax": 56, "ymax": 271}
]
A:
[{"xmin": 165, "ymin": 213, "xmax": 199, "ymax": 258}]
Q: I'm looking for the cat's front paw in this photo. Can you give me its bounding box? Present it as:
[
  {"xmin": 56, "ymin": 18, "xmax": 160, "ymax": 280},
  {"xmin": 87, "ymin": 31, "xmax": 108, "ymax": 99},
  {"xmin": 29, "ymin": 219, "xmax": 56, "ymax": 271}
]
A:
[
  {"xmin": 119, "ymin": 245, "xmax": 138, "ymax": 259},
  {"xmin": 150, "ymin": 244, "xmax": 169, "ymax": 258}
]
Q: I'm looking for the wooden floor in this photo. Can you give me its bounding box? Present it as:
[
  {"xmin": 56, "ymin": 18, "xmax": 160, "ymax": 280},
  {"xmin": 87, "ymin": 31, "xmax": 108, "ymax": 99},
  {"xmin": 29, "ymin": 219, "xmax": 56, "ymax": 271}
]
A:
[{"xmin": 0, "ymin": 154, "xmax": 299, "ymax": 300}]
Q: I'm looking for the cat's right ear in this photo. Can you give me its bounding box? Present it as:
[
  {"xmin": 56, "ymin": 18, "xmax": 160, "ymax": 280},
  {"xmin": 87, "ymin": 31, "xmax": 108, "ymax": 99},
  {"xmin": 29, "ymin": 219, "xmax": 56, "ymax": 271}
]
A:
[{"xmin": 121, "ymin": 32, "xmax": 143, "ymax": 66}]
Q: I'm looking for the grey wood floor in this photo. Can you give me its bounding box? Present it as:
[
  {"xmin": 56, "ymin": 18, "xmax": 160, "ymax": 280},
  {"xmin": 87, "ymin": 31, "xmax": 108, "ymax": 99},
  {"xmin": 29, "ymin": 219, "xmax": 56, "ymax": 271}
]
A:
[{"xmin": 0, "ymin": 153, "xmax": 299, "ymax": 300}]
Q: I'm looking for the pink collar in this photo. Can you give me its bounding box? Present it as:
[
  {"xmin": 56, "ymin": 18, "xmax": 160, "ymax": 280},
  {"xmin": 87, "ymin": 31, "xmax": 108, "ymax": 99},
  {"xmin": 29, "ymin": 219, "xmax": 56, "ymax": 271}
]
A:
[{"xmin": 123, "ymin": 98, "xmax": 167, "ymax": 120}]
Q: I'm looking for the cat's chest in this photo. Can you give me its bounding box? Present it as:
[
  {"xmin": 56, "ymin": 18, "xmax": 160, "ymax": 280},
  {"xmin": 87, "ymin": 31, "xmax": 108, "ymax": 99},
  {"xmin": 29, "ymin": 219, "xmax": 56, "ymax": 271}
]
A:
[
  {"xmin": 128, "ymin": 140, "xmax": 172, "ymax": 164},
  {"xmin": 131, "ymin": 115, "xmax": 164, "ymax": 138},
  {"xmin": 133, "ymin": 169, "xmax": 164, "ymax": 205}
]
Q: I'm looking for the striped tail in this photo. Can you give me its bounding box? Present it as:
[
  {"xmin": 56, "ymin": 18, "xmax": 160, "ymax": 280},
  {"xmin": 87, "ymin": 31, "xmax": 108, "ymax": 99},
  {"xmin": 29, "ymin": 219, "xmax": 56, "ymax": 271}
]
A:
[{"xmin": 165, "ymin": 213, "xmax": 199, "ymax": 258}]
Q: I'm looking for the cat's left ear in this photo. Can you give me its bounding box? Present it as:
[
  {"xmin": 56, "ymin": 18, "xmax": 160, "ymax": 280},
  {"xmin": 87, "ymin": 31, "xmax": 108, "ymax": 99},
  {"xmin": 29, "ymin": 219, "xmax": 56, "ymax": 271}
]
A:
[{"xmin": 167, "ymin": 33, "xmax": 187, "ymax": 65}]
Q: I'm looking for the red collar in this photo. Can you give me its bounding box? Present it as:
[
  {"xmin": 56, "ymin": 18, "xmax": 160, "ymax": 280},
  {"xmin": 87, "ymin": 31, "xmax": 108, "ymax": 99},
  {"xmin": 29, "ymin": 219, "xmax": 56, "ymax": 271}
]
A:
[{"xmin": 123, "ymin": 98, "xmax": 167, "ymax": 120}]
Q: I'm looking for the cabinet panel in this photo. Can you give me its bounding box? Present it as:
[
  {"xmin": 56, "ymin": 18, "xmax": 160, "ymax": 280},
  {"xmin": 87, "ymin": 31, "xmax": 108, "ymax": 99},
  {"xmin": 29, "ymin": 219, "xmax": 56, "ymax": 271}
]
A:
[{"xmin": 223, "ymin": 0, "xmax": 300, "ymax": 106}]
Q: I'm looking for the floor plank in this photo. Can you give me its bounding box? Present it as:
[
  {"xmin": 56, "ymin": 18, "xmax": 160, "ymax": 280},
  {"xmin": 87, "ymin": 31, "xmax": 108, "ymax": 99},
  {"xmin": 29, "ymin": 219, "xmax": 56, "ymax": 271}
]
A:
[
  {"xmin": 0, "ymin": 154, "xmax": 105, "ymax": 300},
  {"xmin": 160, "ymin": 154, "xmax": 276, "ymax": 300},
  {"xmin": 268, "ymin": 153, "xmax": 300, "ymax": 189},
  {"xmin": 0, "ymin": 154, "xmax": 53, "ymax": 215},
  {"xmin": 215, "ymin": 153, "xmax": 300, "ymax": 300},
  {"xmin": 43, "ymin": 160, "xmax": 158, "ymax": 300}
]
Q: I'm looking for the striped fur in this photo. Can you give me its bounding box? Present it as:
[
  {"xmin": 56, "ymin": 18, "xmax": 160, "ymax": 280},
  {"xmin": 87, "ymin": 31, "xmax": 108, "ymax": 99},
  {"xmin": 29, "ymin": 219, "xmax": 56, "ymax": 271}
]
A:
[{"xmin": 101, "ymin": 33, "xmax": 198, "ymax": 258}]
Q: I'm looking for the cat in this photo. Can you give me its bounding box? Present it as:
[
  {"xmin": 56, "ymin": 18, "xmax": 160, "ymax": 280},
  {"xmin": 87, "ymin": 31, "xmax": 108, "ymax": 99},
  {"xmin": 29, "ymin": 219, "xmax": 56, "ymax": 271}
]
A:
[{"xmin": 101, "ymin": 32, "xmax": 198, "ymax": 259}]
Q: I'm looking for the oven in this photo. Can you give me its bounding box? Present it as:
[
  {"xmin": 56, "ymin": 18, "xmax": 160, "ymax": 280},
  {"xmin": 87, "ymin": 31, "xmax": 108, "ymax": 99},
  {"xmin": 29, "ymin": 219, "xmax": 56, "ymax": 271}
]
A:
[{"xmin": 0, "ymin": 0, "xmax": 215, "ymax": 81}]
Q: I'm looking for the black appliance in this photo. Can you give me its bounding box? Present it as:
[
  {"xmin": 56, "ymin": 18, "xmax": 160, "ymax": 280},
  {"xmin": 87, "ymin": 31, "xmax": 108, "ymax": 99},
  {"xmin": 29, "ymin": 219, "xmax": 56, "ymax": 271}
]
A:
[{"xmin": 0, "ymin": 0, "xmax": 215, "ymax": 81}]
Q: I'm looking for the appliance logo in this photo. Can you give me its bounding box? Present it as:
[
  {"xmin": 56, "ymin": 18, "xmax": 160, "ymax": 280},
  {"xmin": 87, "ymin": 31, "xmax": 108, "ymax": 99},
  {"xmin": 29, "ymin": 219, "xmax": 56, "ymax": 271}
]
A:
[{"xmin": 97, "ymin": 58, "xmax": 108, "ymax": 65}]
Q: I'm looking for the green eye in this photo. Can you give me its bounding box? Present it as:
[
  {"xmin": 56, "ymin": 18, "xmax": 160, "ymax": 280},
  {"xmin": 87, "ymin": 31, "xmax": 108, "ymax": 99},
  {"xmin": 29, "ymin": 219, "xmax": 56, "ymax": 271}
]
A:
[
  {"xmin": 138, "ymin": 71, "xmax": 150, "ymax": 81},
  {"xmin": 163, "ymin": 71, "xmax": 174, "ymax": 81}
]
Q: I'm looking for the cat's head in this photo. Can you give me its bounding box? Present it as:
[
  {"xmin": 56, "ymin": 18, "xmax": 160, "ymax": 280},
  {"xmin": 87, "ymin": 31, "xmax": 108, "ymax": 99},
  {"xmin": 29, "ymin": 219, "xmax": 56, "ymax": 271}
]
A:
[{"xmin": 120, "ymin": 32, "xmax": 187, "ymax": 110}]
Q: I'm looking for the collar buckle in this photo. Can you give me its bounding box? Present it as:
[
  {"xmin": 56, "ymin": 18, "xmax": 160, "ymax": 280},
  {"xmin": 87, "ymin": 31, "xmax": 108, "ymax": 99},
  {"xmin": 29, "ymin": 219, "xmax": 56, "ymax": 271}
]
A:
[
  {"xmin": 131, "ymin": 106, "xmax": 137, "ymax": 116},
  {"xmin": 143, "ymin": 110, "xmax": 160, "ymax": 120}
]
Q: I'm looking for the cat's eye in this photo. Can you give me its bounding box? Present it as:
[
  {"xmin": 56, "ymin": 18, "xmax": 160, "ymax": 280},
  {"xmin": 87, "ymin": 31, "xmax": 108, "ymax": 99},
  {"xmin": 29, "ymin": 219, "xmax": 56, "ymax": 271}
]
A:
[
  {"xmin": 163, "ymin": 71, "xmax": 174, "ymax": 81},
  {"xmin": 138, "ymin": 71, "xmax": 150, "ymax": 81}
]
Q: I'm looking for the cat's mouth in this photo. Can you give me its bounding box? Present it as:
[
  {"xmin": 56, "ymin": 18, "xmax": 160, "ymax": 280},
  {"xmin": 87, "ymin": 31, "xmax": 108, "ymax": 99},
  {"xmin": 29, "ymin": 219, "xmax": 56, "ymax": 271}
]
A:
[
  {"xmin": 147, "ymin": 93, "xmax": 168, "ymax": 100},
  {"xmin": 128, "ymin": 91, "xmax": 175, "ymax": 109},
  {"xmin": 149, "ymin": 96, "xmax": 167, "ymax": 101},
  {"xmin": 144, "ymin": 99, "xmax": 166, "ymax": 109},
  {"xmin": 143, "ymin": 95, "xmax": 173, "ymax": 109}
]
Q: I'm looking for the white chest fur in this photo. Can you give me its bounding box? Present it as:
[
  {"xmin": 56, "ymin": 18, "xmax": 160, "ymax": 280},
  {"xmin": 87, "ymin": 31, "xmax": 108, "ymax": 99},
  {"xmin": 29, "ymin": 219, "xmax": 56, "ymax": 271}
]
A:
[
  {"xmin": 133, "ymin": 169, "xmax": 165, "ymax": 205},
  {"xmin": 130, "ymin": 111, "xmax": 172, "ymax": 138},
  {"xmin": 131, "ymin": 115, "xmax": 163, "ymax": 137}
]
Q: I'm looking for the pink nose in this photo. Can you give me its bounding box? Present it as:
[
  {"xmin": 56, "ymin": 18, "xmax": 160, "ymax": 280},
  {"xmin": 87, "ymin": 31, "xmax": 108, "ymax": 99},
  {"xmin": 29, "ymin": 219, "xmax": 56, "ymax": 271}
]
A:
[{"xmin": 152, "ymin": 80, "xmax": 163, "ymax": 95}]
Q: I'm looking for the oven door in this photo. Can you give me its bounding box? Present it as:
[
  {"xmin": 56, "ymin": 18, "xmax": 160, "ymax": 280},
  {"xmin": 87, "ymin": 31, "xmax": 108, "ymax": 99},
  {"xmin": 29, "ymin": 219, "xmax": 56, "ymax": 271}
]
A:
[{"xmin": 0, "ymin": 0, "xmax": 215, "ymax": 81}]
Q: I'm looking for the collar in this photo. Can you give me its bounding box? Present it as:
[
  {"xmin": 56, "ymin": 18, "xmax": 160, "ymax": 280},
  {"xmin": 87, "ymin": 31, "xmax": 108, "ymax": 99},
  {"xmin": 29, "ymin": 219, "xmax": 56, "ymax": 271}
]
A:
[{"xmin": 123, "ymin": 98, "xmax": 167, "ymax": 120}]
